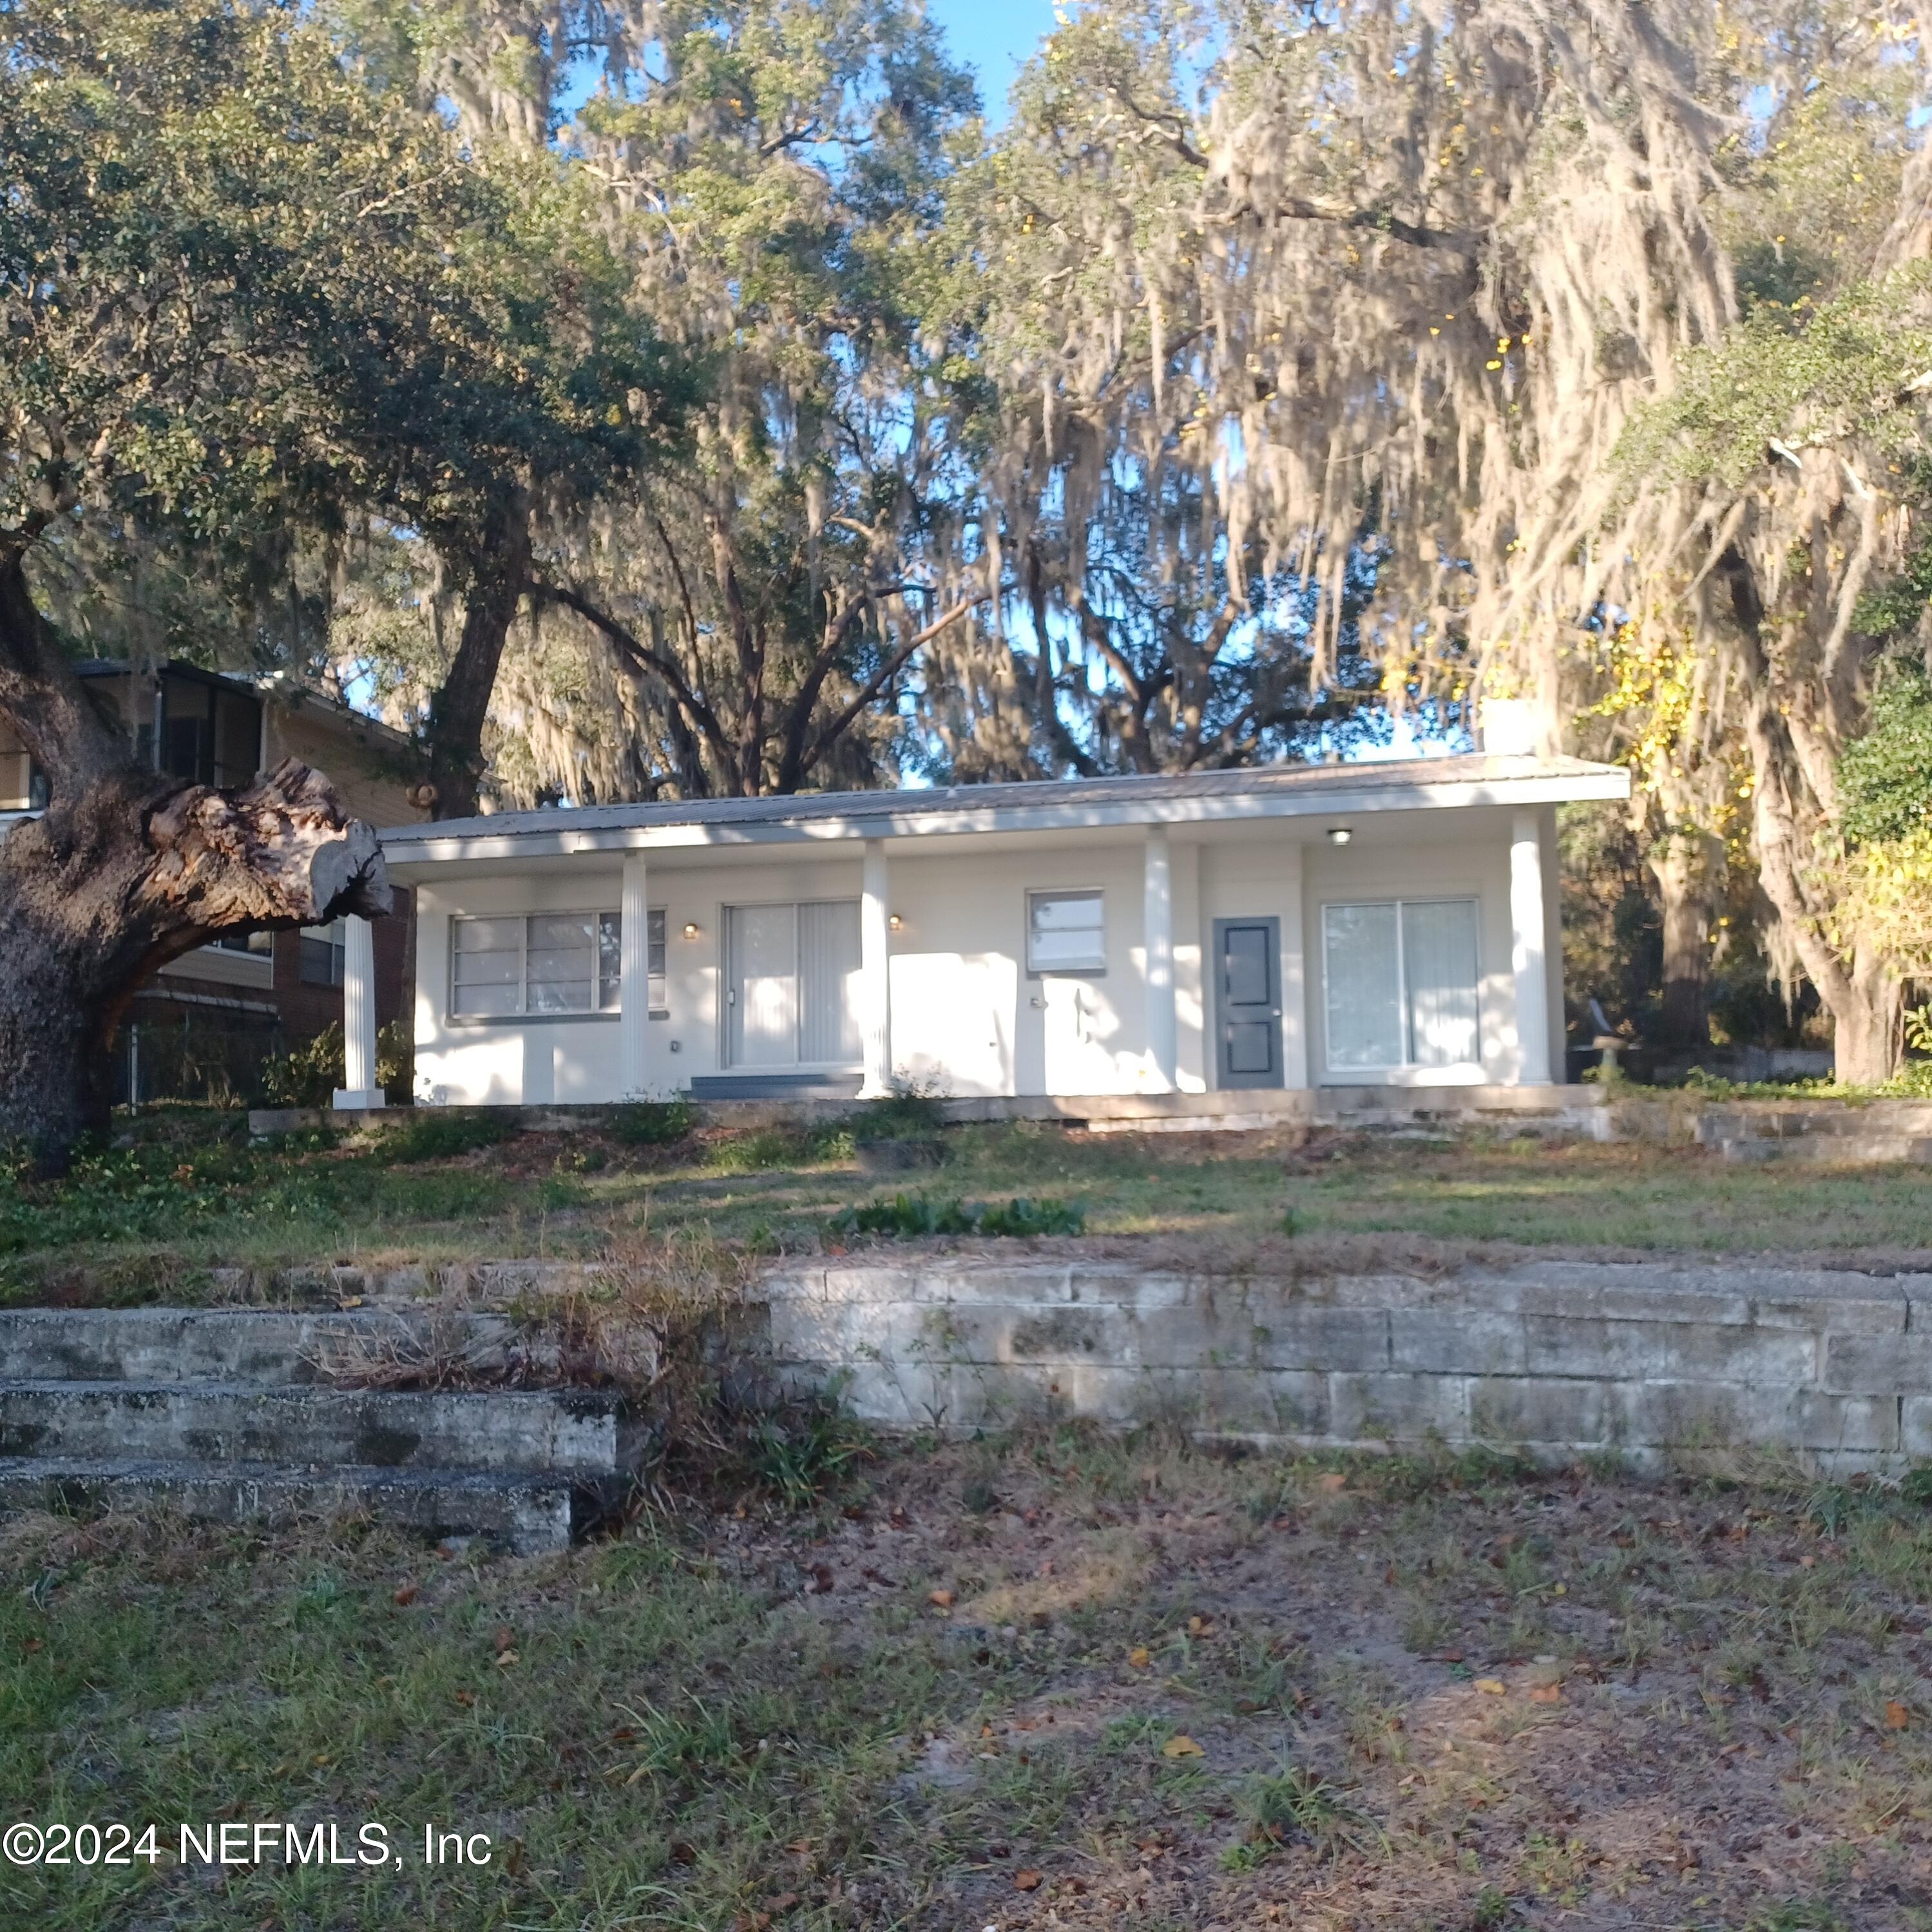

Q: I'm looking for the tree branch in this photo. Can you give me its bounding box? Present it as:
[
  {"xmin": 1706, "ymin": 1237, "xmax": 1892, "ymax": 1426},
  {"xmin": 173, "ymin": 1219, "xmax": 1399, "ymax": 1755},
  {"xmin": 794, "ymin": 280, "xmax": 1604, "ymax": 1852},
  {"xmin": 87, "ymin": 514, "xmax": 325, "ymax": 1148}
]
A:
[
  {"xmin": 531, "ymin": 580, "xmax": 736, "ymax": 778},
  {"xmin": 798, "ymin": 592, "xmax": 989, "ymax": 779}
]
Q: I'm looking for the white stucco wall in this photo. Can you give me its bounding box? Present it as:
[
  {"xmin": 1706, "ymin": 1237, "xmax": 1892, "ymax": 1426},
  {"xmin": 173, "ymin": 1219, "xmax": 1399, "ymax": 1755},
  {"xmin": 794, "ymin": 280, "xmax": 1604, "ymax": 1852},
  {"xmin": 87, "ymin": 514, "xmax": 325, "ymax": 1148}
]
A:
[
  {"xmin": 1301, "ymin": 824, "xmax": 1523, "ymax": 1085},
  {"xmin": 403, "ymin": 807, "xmax": 1566, "ymax": 1105}
]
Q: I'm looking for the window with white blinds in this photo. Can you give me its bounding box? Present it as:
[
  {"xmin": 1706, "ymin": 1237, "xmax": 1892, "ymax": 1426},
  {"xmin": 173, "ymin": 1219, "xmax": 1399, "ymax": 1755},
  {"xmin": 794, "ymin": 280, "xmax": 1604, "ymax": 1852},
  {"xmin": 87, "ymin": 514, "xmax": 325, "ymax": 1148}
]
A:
[
  {"xmin": 1323, "ymin": 899, "xmax": 1480, "ymax": 1071},
  {"xmin": 451, "ymin": 910, "xmax": 665, "ymax": 1017}
]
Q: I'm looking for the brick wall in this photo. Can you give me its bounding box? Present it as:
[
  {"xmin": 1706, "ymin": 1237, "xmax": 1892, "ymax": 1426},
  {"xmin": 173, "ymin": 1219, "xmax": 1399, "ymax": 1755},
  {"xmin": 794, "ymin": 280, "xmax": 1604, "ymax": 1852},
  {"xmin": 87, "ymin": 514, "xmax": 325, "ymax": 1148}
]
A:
[{"xmin": 269, "ymin": 888, "xmax": 415, "ymax": 1045}]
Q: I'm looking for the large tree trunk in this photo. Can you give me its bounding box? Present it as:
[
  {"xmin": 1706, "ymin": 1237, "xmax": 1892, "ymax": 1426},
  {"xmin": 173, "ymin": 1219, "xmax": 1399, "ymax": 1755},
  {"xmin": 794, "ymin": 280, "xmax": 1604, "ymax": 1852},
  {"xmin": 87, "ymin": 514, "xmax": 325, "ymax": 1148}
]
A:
[
  {"xmin": 1832, "ymin": 953, "xmax": 1902, "ymax": 1087},
  {"xmin": 0, "ymin": 761, "xmax": 390, "ymax": 1163},
  {"xmin": 421, "ymin": 490, "xmax": 531, "ymax": 820},
  {"xmin": 1719, "ymin": 548, "xmax": 1901, "ymax": 1084},
  {"xmin": 1647, "ymin": 832, "xmax": 1717, "ymax": 1051}
]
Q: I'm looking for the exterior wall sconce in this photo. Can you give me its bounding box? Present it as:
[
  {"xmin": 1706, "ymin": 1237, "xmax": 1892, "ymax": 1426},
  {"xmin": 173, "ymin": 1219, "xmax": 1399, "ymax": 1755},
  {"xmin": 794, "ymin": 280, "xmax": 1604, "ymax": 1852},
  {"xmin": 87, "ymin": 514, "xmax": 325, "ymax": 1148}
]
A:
[
  {"xmin": 682, "ymin": 921, "xmax": 701, "ymax": 939},
  {"xmin": 1326, "ymin": 826, "xmax": 1353, "ymax": 846},
  {"xmin": 888, "ymin": 913, "xmax": 904, "ymax": 932}
]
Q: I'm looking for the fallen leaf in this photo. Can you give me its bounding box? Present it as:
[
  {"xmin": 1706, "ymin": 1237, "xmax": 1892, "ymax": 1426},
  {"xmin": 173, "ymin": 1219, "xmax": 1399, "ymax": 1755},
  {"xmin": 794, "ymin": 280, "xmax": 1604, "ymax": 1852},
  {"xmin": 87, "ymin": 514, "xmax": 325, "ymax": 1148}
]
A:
[
  {"xmin": 928, "ymin": 1589, "xmax": 954, "ymax": 1609},
  {"xmin": 392, "ymin": 1583, "xmax": 419, "ymax": 1607},
  {"xmin": 669, "ymin": 1842, "xmax": 697, "ymax": 1866},
  {"xmin": 20, "ymin": 1638, "xmax": 41, "ymax": 1654},
  {"xmin": 453, "ymin": 1690, "xmax": 475, "ymax": 1707},
  {"xmin": 1530, "ymin": 1683, "xmax": 1561, "ymax": 1705},
  {"xmin": 495, "ymin": 1649, "xmax": 520, "ymax": 1669},
  {"xmin": 1013, "ymin": 1869, "xmax": 1042, "ymax": 1891},
  {"xmin": 808, "ymin": 1564, "xmax": 835, "ymax": 1594},
  {"xmin": 1799, "ymin": 1554, "xmax": 1816, "ymax": 1569},
  {"xmin": 1475, "ymin": 1678, "xmax": 1506, "ymax": 1696},
  {"xmin": 1316, "ymin": 1473, "xmax": 1348, "ymax": 1495},
  {"xmin": 1187, "ymin": 1614, "xmax": 1213, "ymax": 1636},
  {"xmin": 1162, "ymin": 1734, "xmax": 1205, "ymax": 1758},
  {"xmin": 760, "ymin": 1893, "xmax": 800, "ymax": 1914},
  {"xmin": 1129, "ymin": 1647, "xmax": 1152, "ymax": 1669},
  {"xmin": 1886, "ymin": 1701, "xmax": 1911, "ymax": 1731},
  {"xmin": 494, "ymin": 1625, "xmax": 515, "ymax": 1654}
]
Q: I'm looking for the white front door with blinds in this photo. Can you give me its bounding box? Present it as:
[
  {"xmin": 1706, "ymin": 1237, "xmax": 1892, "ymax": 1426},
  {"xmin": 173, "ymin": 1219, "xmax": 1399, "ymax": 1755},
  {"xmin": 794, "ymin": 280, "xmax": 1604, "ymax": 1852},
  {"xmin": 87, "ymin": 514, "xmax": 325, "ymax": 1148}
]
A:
[
  {"xmin": 1322, "ymin": 899, "xmax": 1481, "ymax": 1076},
  {"xmin": 725, "ymin": 902, "xmax": 863, "ymax": 1069}
]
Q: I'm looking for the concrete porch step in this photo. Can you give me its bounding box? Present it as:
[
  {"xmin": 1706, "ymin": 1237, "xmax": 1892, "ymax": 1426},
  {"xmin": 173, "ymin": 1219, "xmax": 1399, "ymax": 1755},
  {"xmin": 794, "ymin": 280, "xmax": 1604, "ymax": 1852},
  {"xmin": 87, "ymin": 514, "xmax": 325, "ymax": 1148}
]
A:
[
  {"xmin": 0, "ymin": 1382, "xmax": 642, "ymax": 1476},
  {"xmin": 0, "ymin": 1306, "xmax": 542, "ymax": 1386},
  {"xmin": 1718, "ymin": 1134, "xmax": 1932, "ymax": 1165},
  {"xmin": 0, "ymin": 1456, "xmax": 591, "ymax": 1555},
  {"xmin": 687, "ymin": 1073, "xmax": 863, "ymax": 1100}
]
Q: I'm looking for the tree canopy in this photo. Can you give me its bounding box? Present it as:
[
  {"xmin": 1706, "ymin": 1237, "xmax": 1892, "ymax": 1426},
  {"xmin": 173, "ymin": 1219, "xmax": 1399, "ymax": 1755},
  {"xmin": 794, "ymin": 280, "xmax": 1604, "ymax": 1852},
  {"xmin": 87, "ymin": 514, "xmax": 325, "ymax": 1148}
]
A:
[{"xmin": 8, "ymin": 0, "xmax": 1932, "ymax": 1085}]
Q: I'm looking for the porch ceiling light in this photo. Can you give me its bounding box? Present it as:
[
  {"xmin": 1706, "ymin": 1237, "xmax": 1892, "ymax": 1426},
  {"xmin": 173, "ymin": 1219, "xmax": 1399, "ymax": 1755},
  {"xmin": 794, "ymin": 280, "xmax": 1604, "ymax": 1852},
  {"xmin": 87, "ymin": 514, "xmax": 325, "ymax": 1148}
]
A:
[
  {"xmin": 682, "ymin": 921, "xmax": 701, "ymax": 939},
  {"xmin": 1327, "ymin": 825, "xmax": 1353, "ymax": 846},
  {"xmin": 888, "ymin": 913, "xmax": 904, "ymax": 931}
]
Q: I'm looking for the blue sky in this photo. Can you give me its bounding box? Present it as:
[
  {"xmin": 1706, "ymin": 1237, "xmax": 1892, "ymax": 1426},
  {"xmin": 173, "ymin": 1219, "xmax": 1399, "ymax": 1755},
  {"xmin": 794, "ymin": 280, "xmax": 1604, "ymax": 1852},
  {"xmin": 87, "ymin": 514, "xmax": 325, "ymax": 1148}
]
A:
[{"xmin": 925, "ymin": 0, "xmax": 1057, "ymax": 124}]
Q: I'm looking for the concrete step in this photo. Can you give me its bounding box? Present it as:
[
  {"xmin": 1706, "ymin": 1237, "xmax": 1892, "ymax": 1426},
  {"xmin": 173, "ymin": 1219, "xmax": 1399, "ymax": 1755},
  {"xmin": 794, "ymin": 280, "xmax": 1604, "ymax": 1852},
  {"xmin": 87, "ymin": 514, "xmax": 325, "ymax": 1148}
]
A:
[
  {"xmin": 0, "ymin": 1382, "xmax": 643, "ymax": 1476},
  {"xmin": 0, "ymin": 1307, "xmax": 544, "ymax": 1386},
  {"xmin": 1719, "ymin": 1134, "xmax": 1932, "ymax": 1165},
  {"xmin": 0, "ymin": 1457, "xmax": 593, "ymax": 1555}
]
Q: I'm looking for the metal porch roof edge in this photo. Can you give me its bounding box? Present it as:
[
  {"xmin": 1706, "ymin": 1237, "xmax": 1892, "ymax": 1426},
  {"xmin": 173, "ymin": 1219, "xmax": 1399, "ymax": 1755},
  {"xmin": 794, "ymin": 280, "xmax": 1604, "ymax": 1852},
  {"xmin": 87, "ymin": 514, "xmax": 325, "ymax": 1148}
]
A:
[{"xmin": 376, "ymin": 753, "xmax": 1630, "ymax": 866}]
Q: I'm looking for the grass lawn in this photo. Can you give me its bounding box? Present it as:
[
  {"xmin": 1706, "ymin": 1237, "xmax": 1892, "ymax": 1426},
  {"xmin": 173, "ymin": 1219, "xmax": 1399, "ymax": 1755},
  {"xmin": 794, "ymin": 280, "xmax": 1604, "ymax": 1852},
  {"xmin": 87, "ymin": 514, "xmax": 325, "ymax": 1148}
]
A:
[
  {"xmin": 7, "ymin": 1106, "xmax": 1932, "ymax": 1304},
  {"xmin": 2, "ymin": 1432, "xmax": 1929, "ymax": 1929}
]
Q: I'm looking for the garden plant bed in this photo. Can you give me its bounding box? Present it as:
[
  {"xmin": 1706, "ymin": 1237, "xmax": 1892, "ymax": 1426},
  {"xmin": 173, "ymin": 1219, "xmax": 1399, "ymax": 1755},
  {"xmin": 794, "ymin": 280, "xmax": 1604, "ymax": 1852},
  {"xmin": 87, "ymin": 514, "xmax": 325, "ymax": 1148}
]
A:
[
  {"xmin": 1, "ymin": 1432, "xmax": 1927, "ymax": 1929},
  {"xmin": 14, "ymin": 1105, "xmax": 1932, "ymax": 1309}
]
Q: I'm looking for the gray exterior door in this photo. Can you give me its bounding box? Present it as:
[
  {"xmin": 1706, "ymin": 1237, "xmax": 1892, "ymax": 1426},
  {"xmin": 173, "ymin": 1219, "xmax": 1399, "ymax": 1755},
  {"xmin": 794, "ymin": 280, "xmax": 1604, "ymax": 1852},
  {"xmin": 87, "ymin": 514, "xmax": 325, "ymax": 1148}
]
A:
[{"xmin": 1214, "ymin": 917, "xmax": 1283, "ymax": 1089}]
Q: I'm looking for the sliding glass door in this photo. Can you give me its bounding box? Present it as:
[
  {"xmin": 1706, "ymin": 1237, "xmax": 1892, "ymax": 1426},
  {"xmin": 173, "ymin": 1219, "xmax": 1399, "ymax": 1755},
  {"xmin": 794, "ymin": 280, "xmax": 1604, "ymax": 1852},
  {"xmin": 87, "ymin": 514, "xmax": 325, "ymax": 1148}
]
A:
[
  {"xmin": 725, "ymin": 902, "xmax": 862, "ymax": 1069},
  {"xmin": 1323, "ymin": 899, "xmax": 1480, "ymax": 1074}
]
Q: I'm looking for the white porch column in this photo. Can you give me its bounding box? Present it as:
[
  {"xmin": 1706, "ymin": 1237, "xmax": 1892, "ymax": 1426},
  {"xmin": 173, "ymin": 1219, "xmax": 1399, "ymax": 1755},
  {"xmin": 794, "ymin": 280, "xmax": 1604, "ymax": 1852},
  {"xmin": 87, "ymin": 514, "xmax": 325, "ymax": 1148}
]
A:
[
  {"xmin": 619, "ymin": 854, "xmax": 649, "ymax": 1098},
  {"xmin": 859, "ymin": 839, "xmax": 892, "ymax": 1098},
  {"xmin": 331, "ymin": 915, "xmax": 385, "ymax": 1110},
  {"xmin": 1143, "ymin": 827, "xmax": 1176, "ymax": 1091},
  {"xmin": 1510, "ymin": 808, "xmax": 1553, "ymax": 1086}
]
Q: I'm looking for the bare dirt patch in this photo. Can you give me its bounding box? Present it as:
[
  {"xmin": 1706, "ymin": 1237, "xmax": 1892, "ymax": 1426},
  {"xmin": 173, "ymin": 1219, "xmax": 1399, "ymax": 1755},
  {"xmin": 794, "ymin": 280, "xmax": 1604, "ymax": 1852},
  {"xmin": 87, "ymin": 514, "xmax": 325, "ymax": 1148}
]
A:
[{"xmin": 707, "ymin": 1434, "xmax": 1932, "ymax": 1930}]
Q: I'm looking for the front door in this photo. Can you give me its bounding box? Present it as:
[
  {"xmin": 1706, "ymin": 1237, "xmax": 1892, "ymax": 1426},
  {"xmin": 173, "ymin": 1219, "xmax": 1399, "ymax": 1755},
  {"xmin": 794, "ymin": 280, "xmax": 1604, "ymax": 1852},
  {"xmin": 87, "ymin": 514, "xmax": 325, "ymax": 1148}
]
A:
[{"xmin": 1214, "ymin": 917, "xmax": 1283, "ymax": 1089}]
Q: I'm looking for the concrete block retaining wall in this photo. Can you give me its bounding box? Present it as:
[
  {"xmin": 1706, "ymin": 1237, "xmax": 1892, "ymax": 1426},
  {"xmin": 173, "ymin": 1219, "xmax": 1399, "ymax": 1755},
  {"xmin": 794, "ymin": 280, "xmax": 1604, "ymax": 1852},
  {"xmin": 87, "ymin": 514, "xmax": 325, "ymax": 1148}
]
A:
[{"xmin": 757, "ymin": 1260, "xmax": 1932, "ymax": 1473}]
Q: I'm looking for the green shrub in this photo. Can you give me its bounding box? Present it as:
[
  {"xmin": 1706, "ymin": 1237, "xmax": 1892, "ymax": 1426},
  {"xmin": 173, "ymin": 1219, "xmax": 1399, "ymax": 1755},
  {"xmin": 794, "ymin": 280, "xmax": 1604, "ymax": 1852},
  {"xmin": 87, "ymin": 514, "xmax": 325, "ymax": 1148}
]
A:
[
  {"xmin": 827, "ymin": 1193, "xmax": 1085, "ymax": 1239},
  {"xmin": 260, "ymin": 1020, "xmax": 411, "ymax": 1108},
  {"xmin": 607, "ymin": 1098, "xmax": 697, "ymax": 1146}
]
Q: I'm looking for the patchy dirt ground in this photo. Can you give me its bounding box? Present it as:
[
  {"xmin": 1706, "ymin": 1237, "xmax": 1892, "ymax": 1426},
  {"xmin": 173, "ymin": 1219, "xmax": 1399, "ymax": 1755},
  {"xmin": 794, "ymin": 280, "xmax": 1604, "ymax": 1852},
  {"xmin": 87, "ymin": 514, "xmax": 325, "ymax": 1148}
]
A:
[
  {"xmin": 3, "ymin": 1431, "xmax": 1928, "ymax": 1931},
  {"xmin": 703, "ymin": 1437, "xmax": 1932, "ymax": 1932}
]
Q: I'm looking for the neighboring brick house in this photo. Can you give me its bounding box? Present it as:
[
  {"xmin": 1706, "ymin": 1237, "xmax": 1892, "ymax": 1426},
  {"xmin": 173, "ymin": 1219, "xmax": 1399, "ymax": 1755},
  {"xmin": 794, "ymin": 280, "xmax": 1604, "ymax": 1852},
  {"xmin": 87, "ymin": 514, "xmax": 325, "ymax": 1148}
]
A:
[{"xmin": 0, "ymin": 661, "xmax": 425, "ymax": 1103}]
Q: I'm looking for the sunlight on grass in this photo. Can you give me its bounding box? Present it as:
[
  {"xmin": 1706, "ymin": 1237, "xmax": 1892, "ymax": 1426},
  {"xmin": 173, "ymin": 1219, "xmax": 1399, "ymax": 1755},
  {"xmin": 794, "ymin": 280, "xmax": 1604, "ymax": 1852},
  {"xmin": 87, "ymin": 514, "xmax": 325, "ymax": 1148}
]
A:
[{"xmin": 6, "ymin": 1111, "xmax": 1932, "ymax": 1301}]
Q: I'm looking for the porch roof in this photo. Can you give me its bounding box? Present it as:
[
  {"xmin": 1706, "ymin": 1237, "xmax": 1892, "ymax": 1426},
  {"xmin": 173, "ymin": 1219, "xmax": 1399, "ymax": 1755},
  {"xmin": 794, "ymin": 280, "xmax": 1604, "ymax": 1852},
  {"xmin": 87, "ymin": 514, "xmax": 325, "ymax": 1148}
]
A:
[{"xmin": 378, "ymin": 752, "xmax": 1629, "ymax": 867}]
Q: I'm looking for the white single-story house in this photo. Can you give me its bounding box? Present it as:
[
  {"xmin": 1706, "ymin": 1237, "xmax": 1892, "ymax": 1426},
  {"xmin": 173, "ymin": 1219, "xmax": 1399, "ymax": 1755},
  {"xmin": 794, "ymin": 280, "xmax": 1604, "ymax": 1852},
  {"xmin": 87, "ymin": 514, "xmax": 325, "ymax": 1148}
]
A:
[{"xmin": 334, "ymin": 747, "xmax": 1629, "ymax": 1111}]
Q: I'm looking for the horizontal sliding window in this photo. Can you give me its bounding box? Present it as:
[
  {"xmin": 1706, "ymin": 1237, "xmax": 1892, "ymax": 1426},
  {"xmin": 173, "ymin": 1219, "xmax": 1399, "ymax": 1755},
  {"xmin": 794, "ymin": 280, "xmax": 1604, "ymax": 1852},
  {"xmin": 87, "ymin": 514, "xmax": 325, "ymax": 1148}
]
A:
[{"xmin": 452, "ymin": 910, "xmax": 663, "ymax": 1017}]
